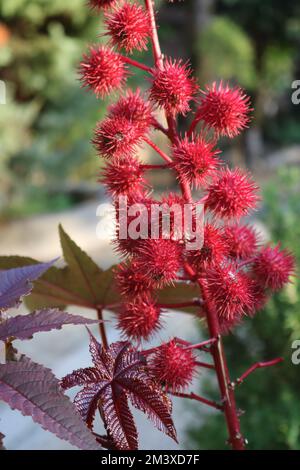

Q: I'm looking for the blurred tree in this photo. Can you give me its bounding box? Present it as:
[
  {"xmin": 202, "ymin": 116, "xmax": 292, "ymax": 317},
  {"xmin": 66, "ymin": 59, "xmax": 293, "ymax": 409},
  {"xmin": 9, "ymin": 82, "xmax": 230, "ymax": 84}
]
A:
[
  {"xmin": 188, "ymin": 167, "xmax": 300, "ymax": 450},
  {"xmin": 215, "ymin": 0, "xmax": 300, "ymax": 166},
  {"xmin": 0, "ymin": 0, "xmax": 104, "ymax": 216}
]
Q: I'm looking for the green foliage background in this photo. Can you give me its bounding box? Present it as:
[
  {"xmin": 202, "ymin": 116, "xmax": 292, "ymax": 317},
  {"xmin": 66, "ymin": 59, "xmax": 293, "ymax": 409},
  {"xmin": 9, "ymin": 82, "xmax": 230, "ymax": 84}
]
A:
[{"xmin": 0, "ymin": 0, "xmax": 104, "ymax": 215}]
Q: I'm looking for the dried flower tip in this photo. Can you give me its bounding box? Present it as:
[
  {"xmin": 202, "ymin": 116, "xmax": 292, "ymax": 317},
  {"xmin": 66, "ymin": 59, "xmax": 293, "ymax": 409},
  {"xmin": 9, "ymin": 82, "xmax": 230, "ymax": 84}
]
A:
[
  {"xmin": 105, "ymin": 3, "xmax": 151, "ymax": 53},
  {"xmin": 80, "ymin": 45, "xmax": 127, "ymax": 98},
  {"xmin": 252, "ymin": 244, "xmax": 295, "ymax": 291},
  {"xmin": 196, "ymin": 82, "xmax": 251, "ymax": 138},
  {"xmin": 172, "ymin": 135, "xmax": 220, "ymax": 188},
  {"xmin": 206, "ymin": 168, "xmax": 259, "ymax": 219},
  {"xmin": 224, "ymin": 224, "xmax": 259, "ymax": 259},
  {"xmin": 150, "ymin": 58, "xmax": 197, "ymax": 115},
  {"xmin": 149, "ymin": 339, "xmax": 196, "ymax": 392},
  {"xmin": 118, "ymin": 296, "xmax": 161, "ymax": 341},
  {"xmin": 102, "ymin": 156, "xmax": 144, "ymax": 196}
]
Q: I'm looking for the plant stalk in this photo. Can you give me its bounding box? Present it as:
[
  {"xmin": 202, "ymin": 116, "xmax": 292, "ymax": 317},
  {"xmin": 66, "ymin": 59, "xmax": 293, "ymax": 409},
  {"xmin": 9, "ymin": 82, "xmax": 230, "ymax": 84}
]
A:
[
  {"xmin": 145, "ymin": 0, "xmax": 246, "ymax": 450},
  {"xmin": 96, "ymin": 307, "xmax": 108, "ymax": 350}
]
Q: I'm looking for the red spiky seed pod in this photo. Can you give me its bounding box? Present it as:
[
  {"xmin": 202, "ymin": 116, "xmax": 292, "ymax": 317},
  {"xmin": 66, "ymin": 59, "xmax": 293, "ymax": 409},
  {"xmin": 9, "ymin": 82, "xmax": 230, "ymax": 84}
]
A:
[
  {"xmin": 150, "ymin": 58, "xmax": 197, "ymax": 115},
  {"xmin": 187, "ymin": 223, "xmax": 228, "ymax": 271},
  {"xmin": 93, "ymin": 116, "xmax": 143, "ymax": 158},
  {"xmin": 252, "ymin": 244, "xmax": 295, "ymax": 291},
  {"xmin": 224, "ymin": 224, "xmax": 259, "ymax": 259},
  {"xmin": 172, "ymin": 135, "xmax": 220, "ymax": 188},
  {"xmin": 115, "ymin": 261, "xmax": 154, "ymax": 298},
  {"xmin": 196, "ymin": 82, "xmax": 251, "ymax": 138},
  {"xmin": 205, "ymin": 262, "xmax": 254, "ymax": 319},
  {"xmin": 88, "ymin": 0, "xmax": 117, "ymax": 11},
  {"xmin": 205, "ymin": 168, "xmax": 259, "ymax": 219},
  {"xmin": 134, "ymin": 239, "xmax": 182, "ymax": 286},
  {"xmin": 148, "ymin": 339, "xmax": 196, "ymax": 392},
  {"xmin": 101, "ymin": 156, "xmax": 145, "ymax": 196},
  {"xmin": 117, "ymin": 296, "xmax": 161, "ymax": 341},
  {"xmin": 80, "ymin": 45, "xmax": 127, "ymax": 98},
  {"xmin": 109, "ymin": 89, "xmax": 153, "ymax": 134},
  {"xmin": 105, "ymin": 3, "xmax": 151, "ymax": 53}
]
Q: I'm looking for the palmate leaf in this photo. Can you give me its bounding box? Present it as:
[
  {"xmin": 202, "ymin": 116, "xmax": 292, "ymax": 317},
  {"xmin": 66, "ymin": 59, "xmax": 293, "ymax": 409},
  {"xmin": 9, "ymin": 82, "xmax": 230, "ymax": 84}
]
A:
[
  {"xmin": 0, "ymin": 225, "xmax": 120, "ymax": 311},
  {"xmin": 0, "ymin": 260, "xmax": 56, "ymax": 312},
  {"xmin": 61, "ymin": 333, "xmax": 177, "ymax": 450},
  {"xmin": 0, "ymin": 308, "xmax": 99, "ymax": 342},
  {"xmin": 0, "ymin": 355, "xmax": 100, "ymax": 450}
]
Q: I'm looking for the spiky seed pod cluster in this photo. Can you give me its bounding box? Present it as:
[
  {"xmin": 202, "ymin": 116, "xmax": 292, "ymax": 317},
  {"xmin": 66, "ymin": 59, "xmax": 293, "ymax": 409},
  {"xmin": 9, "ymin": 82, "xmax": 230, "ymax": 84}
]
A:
[
  {"xmin": 148, "ymin": 340, "xmax": 197, "ymax": 392},
  {"xmin": 80, "ymin": 0, "xmax": 295, "ymax": 347},
  {"xmin": 69, "ymin": 0, "xmax": 297, "ymax": 453}
]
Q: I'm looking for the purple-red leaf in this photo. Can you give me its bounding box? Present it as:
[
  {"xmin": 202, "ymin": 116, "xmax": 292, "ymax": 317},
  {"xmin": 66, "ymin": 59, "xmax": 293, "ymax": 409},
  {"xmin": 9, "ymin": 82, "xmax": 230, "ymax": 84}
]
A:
[
  {"xmin": 74, "ymin": 381, "xmax": 107, "ymax": 428},
  {"xmin": 119, "ymin": 371, "xmax": 176, "ymax": 442},
  {"xmin": 61, "ymin": 334, "xmax": 177, "ymax": 450},
  {"xmin": 0, "ymin": 308, "xmax": 99, "ymax": 342},
  {"xmin": 102, "ymin": 387, "xmax": 138, "ymax": 450},
  {"xmin": 0, "ymin": 260, "xmax": 57, "ymax": 312},
  {"xmin": 0, "ymin": 355, "xmax": 100, "ymax": 450}
]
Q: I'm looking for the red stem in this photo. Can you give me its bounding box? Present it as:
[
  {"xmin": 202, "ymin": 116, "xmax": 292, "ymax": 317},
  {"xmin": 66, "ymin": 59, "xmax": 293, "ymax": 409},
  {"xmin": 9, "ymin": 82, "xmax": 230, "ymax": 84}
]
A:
[
  {"xmin": 184, "ymin": 337, "xmax": 217, "ymax": 351},
  {"xmin": 158, "ymin": 300, "xmax": 201, "ymax": 309},
  {"xmin": 152, "ymin": 118, "xmax": 170, "ymax": 136},
  {"xmin": 195, "ymin": 361, "xmax": 215, "ymax": 370},
  {"xmin": 199, "ymin": 280, "xmax": 246, "ymax": 449},
  {"xmin": 121, "ymin": 55, "xmax": 152, "ymax": 73},
  {"xmin": 144, "ymin": 0, "xmax": 163, "ymax": 69},
  {"xmin": 145, "ymin": 0, "xmax": 245, "ymax": 450},
  {"xmin": 96, "ymin": 307, "xmax": 108, "ymax": 350},
  {"xmin": 187, "ymin": 113, "xmax": 200, "ymax": 138},
  {"xmin": 234, "ymin": 358, "xmax": 283, "ymax": 386},
  {"xmin": 143, "ymin": 136, "xmax": 172, "ymax": 163},
  {"xmin": 141, "ymin": 163, "xmax": 170, "ymax": 170},
  {"xmin": 170, "ymin": 391, "xmax": 223, "ymax": 411}
]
